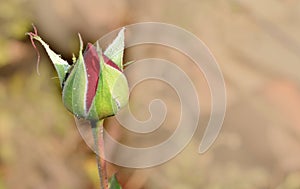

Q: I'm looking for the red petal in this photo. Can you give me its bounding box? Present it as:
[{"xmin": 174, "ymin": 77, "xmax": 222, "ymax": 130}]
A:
[{"xmin": 84, "ymin": 43, "xmax": 100, "ymax": 111}]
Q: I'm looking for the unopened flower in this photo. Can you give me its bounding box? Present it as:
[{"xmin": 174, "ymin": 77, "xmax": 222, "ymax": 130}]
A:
[{"xmin": 27, "ymin": 28, "xmax": 129, "ymax": 121}]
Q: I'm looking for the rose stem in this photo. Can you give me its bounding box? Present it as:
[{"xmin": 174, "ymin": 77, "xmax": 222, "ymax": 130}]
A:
[{"xmin": 91, "ymin": 120, "xmax": 108, "ymax": 189}]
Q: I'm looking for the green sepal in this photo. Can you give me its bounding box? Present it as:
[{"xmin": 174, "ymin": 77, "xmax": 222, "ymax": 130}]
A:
[
  {"xmin": 109, "ymin": 174, "xmax": 122, "ymax": 189},
  {"xmin": 62, "ymin": 35, "xmax": 88, "ymax": 118},
  {"xmin": 88, "ymin": 54, "xmax": 129, "ymax": 120},
  {"xmin": 104, "ymin": 28, "xmax": 125, "ymax": 70},
  {"xmin": 27, "ymin": 34, "xmax": 70, "ymax": 87}
]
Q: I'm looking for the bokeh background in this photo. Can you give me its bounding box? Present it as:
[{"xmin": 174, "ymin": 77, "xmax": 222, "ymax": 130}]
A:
[{"xmin": 1, "ymin": 0, "xmax": 300, "ymax": 188}]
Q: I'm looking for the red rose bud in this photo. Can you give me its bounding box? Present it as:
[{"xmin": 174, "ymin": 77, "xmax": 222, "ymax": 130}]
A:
[{"xmin": 28, "ymin": 28, "xmax": 129, "ymax": 121}]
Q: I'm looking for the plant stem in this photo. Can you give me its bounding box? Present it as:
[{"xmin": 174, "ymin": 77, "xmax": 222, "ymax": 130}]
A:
[{"xmin": 91, "ymin": 120, "xmax": 108, "ymax": 189}]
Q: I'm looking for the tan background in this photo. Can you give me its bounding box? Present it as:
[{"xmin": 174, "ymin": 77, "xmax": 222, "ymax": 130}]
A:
[{"xmin": 0, "ymin": 0, "xmax": 300, "ymax": 188}]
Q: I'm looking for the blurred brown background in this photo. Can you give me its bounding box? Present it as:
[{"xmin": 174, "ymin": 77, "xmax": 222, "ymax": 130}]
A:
[{"xmin": 1, "ymin": 0, "xmax": 300, "ymax": 188}]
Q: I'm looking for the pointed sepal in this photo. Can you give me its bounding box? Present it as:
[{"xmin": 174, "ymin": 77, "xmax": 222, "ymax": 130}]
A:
[
  {"xmin": 89, "ymin": 54, "xmax": 129, "ymax": 120},
  {"xmin": 104, "ymin": 28, "xmax": 125, "ymax": 71},
  {"xmin": 62, "ymin": 35, "xmax": 88, "ymax": 118},
  {"xmin": 26, "ymin": 32, "xmax": 70, "ymax": 87}
]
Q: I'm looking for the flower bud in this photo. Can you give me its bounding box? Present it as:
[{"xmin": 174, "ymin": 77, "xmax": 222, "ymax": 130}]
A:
[{"xmin": 28, "ymin": 28, "xmax": 129, "ymax": 121}]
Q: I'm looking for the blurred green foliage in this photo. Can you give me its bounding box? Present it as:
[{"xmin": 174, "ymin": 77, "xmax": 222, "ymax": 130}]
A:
[{"xmin": 0, "ymin": 0, "xmax": 31, "ymax": 66}]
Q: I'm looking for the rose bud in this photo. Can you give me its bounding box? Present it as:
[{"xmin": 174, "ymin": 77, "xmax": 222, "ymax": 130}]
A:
[{"xmin": 27, "ymin": 28, "xmax": 129, "ymax": 121}]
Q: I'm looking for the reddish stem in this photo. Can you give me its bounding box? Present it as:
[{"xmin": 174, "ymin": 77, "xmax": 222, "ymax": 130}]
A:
[{"xmin": 91, "ymin": 120, "xmax": 108, "ymax": 189}]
